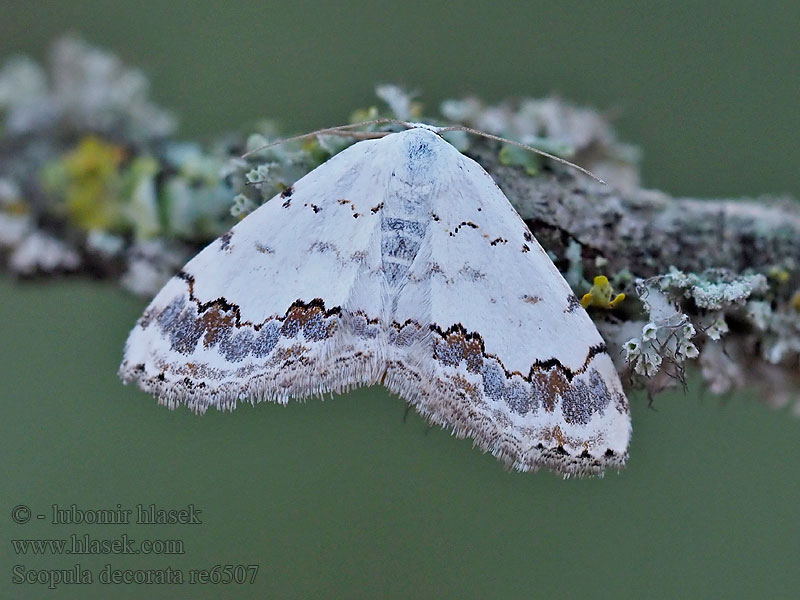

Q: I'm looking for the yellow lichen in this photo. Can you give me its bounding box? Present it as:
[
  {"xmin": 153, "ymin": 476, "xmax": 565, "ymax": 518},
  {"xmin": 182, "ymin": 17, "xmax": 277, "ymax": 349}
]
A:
[
  {"xmin": 581, "ymin": 275, "xmax": 626, "ymax": 309},
  {"xmin": 50, "ymin": 136, "xmax": 126, "ymax": 231},
  {"xmin": 349, "ymin": 106, "xmax": 380, "ymax": 125},
  {"xmin": 768, "ymin": 266, "xmax": 791, "ymax": 284}
]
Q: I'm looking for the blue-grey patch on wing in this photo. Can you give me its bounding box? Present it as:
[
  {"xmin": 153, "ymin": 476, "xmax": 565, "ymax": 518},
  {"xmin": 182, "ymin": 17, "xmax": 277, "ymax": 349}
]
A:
[
  {"xmin": 480, "ymin": 362, "xmax": 539, "ymax": 416},
  {"xmin": 381, "ymin": 235, "xmax": 421, "ymax": 262},
  {"xmin": 252, "ymin": 322, "xmax": 281, "ymax": 358},
  {"xmin": 560, "ymin": 379, "xmax": 592, "ymax": 425},
  {"xmin": 560, "ymin": 369, "xmax": 612, "ymax": 425},
  {"xmin": 380, "ymin": 217, "xmax": 427, "ymax": 285},
  {"xmin": 587, "ymin": 369, "xmax": 612, "ymax": 413},
  {"xmin": 280, "ymin": 315, "xmax": 302, "ymax": 338},
  {"xmin": 383, "ymin": 262, "xmax": 410, "ymax": 285},
  {"xmin": 505, "ymin": 380, "xmax": 536, "ymax": 416},
  {"xmin": 406, "ymin": 137, "xmax": 435, "ymax": 172},
  {"xmin": 219, "ymin": 328, "xmax": 255, "ymax": 363},
  {"xmin": 156, "ymin": 295, "xmax": 204, "ymax": 355},
  {"xmin": 349, "ymin": 314, "xmax": 379, "ymax": 339},
  {"xmin": 389, "ymin": 322, "xmax": 422, "ymax": 347},
  {"xmin": 302, "ymin": 311, "xmax": 329, "ymax": 341},
  {"xmin": 381, "ymin": 218, "xmax": 426, "ymax": 237},
  {"xmin": 435, "ymin": 337, "xmax": 463, "ymax": 367},
  {"xmin": 156, "ymin": 295, "xmax": 186, "ymax": 330}
]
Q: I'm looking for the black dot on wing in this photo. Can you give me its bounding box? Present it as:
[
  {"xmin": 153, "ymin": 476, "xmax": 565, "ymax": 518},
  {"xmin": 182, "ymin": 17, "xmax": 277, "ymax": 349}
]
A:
[{"xmin": 219, "ymin": 230, "xmax": 233, "ymax": 251}]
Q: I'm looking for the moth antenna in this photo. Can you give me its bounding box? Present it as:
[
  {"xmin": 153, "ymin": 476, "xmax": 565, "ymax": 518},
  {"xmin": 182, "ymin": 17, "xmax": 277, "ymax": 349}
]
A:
[
  {"xmin": 241, "ymin": 118, "xmax": 409, "ymax": 159},
  {"xmin": 437, "ymin": 125, "xmax": 605, "ymax": 184},
  {"xmin": 242, "ymin": 119, "xmax": 604, "ymax": 184}
]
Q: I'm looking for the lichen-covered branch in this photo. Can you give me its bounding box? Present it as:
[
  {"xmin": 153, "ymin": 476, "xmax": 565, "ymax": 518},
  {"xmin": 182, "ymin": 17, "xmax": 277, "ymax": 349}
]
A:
[{"xmin": 1, "ymin": 37, "xmax": 798, "ymax": 411}]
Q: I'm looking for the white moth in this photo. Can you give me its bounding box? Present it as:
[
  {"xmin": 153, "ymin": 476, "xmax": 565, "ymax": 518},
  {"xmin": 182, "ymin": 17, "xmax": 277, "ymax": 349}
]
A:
[{"xmin": 120, "ymin": 125, "xmax": 631, "ymax": 476}]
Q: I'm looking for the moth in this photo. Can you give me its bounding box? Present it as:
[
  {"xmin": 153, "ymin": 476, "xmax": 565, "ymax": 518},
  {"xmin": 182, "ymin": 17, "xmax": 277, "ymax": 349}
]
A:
[{"xmin": 120, "ymin": 123, "xmax": 631, "ymax": 475}]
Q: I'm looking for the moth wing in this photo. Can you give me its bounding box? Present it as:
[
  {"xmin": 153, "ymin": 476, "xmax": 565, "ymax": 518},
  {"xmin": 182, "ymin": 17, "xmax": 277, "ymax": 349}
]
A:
[
  {"xmin": 387, "ymin": 144, "xmax": 631, "ymax": 475},
  {"xmin": 120, "ymin": 140, "xmax": 391, "ymax": 412}
]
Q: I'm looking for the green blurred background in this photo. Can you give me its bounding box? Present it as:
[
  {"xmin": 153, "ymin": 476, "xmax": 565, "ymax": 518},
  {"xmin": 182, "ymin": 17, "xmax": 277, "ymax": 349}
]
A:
[{"xmin": 2, "ymin": 2, "xmax": 799, "ymax": 598}]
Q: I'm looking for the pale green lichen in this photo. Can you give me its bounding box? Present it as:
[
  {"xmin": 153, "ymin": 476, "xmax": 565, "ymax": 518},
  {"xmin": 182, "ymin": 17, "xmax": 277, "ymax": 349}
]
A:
[
  {"xmin": 160, "ymin": 144, "xmax": 231, "ymax": 240},
  {"xmin": 9, "ymin": 231, "xmax": 80, "ymax": 274},
  {"xmin": 85, "ymin": 230, "xmax": 125, "ymax": 259},
  {"xmin": 563, "ymin": 239, "xmax": 585, "ymax": 290},
  {"xmin": 0, "ymin": 36, "xmax": 174, "ymax": 142},
  {"xmin": 120, "ymin": 155, "xmax": 160, "ymax": 240},
  {"xmin": 623, "ymin": 314, "xmax": 698, "ymax": 378},
  {"xmin": 0, "ymin": 177, "xmax": 31, "ymax": 249},
  {"xmin": 375, "ymin": 84, "xmax": 422, "ymax": 122},
  {"xmin": 230, "ymin": 194, "xmax": 257, "ymax": 219},
  {"xmin": 745, "ymin": 301, "xmax": 772, "ymax": 331},
  {"xmin": 226, "ymin": 126, "xmax": 328, "ymax": 218},
  {"xmin": 701, "ymin": 313, "xmax": 729, "ymax": 341},
  {"xmin": 617, "ymin": 268, "xmax": 798, "ymax": 405},
  {"xmin": 650, "ymin": 267, "xmax": 768, "ymax": 311},
  {"xmin": 0, "ymin": 55, "xmax": 47, "ymax": 110}
]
